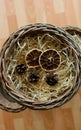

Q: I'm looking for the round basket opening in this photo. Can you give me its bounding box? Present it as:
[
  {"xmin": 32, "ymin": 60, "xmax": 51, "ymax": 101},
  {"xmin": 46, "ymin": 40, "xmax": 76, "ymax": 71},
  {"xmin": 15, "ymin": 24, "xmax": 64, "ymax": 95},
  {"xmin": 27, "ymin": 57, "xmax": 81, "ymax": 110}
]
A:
[{"xmin": 4, "ymin": 31, "xmax": 78, "ymax": 103}]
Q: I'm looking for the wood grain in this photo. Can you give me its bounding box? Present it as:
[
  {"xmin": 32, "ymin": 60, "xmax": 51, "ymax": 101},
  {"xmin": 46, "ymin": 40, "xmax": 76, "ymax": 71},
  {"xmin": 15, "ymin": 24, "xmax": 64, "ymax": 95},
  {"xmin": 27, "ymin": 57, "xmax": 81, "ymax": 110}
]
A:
[{"xmin": 0, "ymin": 0, "xmax": 81, "ymax": 130}]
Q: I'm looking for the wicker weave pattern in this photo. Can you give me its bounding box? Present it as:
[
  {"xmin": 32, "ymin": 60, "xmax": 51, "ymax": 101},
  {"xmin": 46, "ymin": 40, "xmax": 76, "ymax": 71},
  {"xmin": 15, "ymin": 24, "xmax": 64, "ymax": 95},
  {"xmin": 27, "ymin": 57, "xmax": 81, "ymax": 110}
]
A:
[
  {"xmin": 63, "ymin": 26, "xmax": 81, "ymax": 74},
  {"xmin": 63, "ymin": 26, "xmax": 81, "ymax": 36},
  {"xmin": 0, "ymin": 23, "xmax": 81, "ymax": 110},
  {"xmin": 0, "ymin": 41, "xmax": 27, "ymax": 112},
  {"xmin": 0, "ymin": 80, "xmax": 26, "ymax": 112}
]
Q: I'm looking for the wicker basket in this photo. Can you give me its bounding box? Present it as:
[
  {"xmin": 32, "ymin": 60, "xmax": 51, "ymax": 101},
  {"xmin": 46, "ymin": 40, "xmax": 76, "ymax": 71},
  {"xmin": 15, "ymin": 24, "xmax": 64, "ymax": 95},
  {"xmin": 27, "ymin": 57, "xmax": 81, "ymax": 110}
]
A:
[
  {"xmin": 0, "ymin": 63, "xmax": 26, "ymax": 112},
  {"xmin": 0, "ymin": 81, "xmax": 26, "ymax": 112},
  {"xmin": 0, "ymin": 23, "xmax": 81, "ymax": 110},
  {"xmin": 0, "ymin": 43, "xmax": 27, "ymax": 113},
  {"xmin": 63, "ymin": 26, "xmax": 81, "ymax": 75},
  {"xmin": 63, "ymin": 26, "xmax": 81, "ymax": 54}
]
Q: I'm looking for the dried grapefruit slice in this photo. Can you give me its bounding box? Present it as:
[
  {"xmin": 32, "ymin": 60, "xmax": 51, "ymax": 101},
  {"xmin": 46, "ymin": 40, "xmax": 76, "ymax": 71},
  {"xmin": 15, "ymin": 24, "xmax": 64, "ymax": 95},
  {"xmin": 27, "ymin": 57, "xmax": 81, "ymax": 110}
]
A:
[
  {"xmin": 26, "ymin": 49, "xmax": 42, "ymax": 67},
  {"xmin": 39, "ymin": 49, "xmax": 61, "ymax": 71}
]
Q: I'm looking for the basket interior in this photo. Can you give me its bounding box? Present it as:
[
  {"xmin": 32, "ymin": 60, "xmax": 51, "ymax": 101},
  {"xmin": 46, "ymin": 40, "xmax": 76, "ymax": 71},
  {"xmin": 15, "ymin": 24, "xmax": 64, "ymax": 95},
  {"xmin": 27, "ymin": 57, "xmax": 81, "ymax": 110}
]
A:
[{"xmin": 4, "ymin": 32, "xmax": 78, "ymax": 103}]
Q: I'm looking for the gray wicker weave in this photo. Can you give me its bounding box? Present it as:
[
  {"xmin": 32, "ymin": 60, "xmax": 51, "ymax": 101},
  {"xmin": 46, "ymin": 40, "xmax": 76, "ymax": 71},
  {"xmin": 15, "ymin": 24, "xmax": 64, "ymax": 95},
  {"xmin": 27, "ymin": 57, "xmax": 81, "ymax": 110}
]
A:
[
  {"xmin": 0, "ymin": 57, "xmax": 27, "ymax": 112},
  {"xmin": 63, "ymin": 26, "xmax": 81, "ymax": 52},
  {"xmin": 63, "ymin": 26, "xmax": 81, "ymax": 74},
  {"xmin": 0, "ymin": 23, "xmax": 81, "ymax": 111},
  {"xmin": 0, "ymin": 40, "xmax": 27, "ymax": 113},
  {"xmin": 0, "ymin": 81, "xmax": 26, "ymax": 112}
]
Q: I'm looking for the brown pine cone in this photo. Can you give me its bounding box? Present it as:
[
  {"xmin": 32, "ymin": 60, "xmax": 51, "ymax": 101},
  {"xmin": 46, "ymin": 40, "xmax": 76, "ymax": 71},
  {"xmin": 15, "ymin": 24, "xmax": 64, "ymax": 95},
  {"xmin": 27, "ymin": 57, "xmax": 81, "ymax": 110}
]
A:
[
  {"xmin": 15, "ymin": 64, "xmax": 27, "ymax": 74},
  {"xmin": 45, "ymin": 72, "xmax": 58, "ymax": 86}
]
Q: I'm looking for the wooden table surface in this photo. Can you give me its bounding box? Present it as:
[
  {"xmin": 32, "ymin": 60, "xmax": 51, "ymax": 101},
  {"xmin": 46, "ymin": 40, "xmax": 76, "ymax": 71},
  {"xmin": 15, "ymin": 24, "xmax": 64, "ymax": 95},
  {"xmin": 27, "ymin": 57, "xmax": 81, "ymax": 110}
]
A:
[{"xmin": 0, "ymin": 0, "xmax": 81, "ymax": 130}]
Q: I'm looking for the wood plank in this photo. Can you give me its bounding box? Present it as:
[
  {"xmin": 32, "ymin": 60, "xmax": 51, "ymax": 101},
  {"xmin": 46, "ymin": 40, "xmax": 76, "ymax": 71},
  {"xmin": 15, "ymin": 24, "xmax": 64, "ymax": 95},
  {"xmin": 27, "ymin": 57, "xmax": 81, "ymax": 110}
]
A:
[{"xmin": 0, "ymin": 0, "xmax": 81, "ymax": 130}]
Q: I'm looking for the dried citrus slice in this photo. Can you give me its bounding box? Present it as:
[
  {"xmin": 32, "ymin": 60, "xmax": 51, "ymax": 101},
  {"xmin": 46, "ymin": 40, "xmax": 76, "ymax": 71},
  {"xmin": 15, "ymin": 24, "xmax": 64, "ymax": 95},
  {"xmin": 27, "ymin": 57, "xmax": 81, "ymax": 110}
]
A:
[
  {"xmin": 26, "ymin": 49, "xmax": 42, "ymax": 67},
  {"xmin": 39, "ymin": 49, "xmax": 61, "ymax": 71}
]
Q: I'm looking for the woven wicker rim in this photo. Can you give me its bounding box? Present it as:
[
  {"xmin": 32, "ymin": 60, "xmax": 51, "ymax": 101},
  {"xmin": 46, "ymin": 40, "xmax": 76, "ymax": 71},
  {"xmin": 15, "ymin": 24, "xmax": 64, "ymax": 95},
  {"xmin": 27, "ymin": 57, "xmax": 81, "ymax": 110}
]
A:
[
  {"xmin": 63, "ymin": 26, "xmax": 81, "ymax": 36},
  {"xmin": 63, "ymin": 26, "xmax": 81, "ymax": 73},
  {"xmin": 63, "ymin": 26, "xmax": 81, "ymax": 51},
  {"xmin": 0, "ymin": 80, "xmax": 27, "ymax": 112},
  {"xmin": 0, "ymin": 51, "xmax": 27, "ymax": 112}
]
